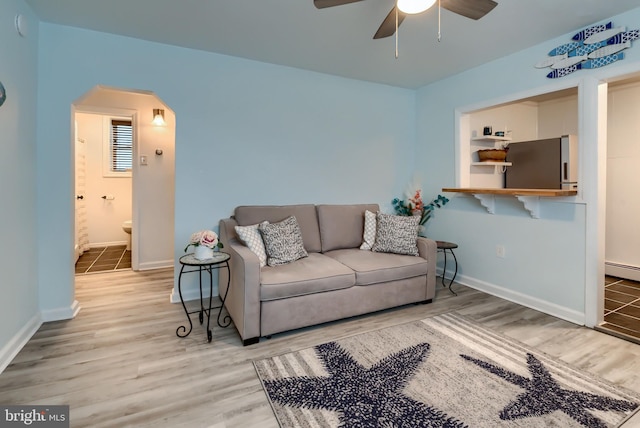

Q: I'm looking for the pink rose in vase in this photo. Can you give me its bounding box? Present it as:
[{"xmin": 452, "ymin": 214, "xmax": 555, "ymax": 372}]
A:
[
  {"xmin": 184, "ymin": 229, "xmax": 224, "ymax": 253},
  {"xmin": 199, "ymin": 230, "xmax": 219, "ymax": 249}
]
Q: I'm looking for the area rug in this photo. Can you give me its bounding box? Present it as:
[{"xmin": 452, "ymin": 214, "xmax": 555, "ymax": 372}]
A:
[{"xmin": 253, "ymin": 312, "xmax": 640, "ymax": 427}]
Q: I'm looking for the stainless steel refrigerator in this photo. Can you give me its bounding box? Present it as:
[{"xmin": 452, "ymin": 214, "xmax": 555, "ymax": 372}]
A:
[{"xmin": 504, "ymin": 135, "xmax": 578, "ymax": 190}]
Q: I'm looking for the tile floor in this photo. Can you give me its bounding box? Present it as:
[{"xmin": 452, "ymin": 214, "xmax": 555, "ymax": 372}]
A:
[
  {"xmin": 600, "ymin": 275, "xmax": 640, "ymax": 343},
  {"xmin": 75, "ymin": 245, "xmax": 131, "ymax": 274}
]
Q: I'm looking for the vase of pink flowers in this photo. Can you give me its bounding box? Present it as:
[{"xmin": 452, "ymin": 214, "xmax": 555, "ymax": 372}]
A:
[
  {"xmin": 392, "ymin": 188, "xmax": 449, "ymax": 235},
  {"xmin": 185, "ymin": 230, "xmax": 224, "ymax": 260}
]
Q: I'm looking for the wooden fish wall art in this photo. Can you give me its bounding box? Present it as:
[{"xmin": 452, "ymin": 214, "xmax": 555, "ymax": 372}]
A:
[{"xmin": 535, "ymin": 22, "xmax": 638, "ymax": 79}]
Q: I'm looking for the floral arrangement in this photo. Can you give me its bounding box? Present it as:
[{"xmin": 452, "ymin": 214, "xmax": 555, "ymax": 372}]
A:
[
  {"xmin": 184, "ymin": 230, "xmax": 224, "ymax": 252},
  {"xmin": 392, "ymin": 188, "xmax": 449, "ymax": 227}
]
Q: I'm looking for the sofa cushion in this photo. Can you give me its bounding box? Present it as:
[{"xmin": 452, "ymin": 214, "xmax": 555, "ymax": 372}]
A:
[
  {"xmin": 235, "ymin": 205, "xmax": 321, "ymax": 253},
  {"xmin": 372, "ymin": 213, "xmax": 420, "ymax": 256},
  {"xmin": 259, "ymin": 216, "xmax": 308, "ymax": 266},
  {"xmin": 260, "ymin": 253, "xmax": 356, "ymax": 301},
  {"xmin": 325, "ymin": 249, "xmax": 427, "ymax": 286},
  {"xmin": 317, "ymin": 204, "xmax": 380, "ymax": 252}
]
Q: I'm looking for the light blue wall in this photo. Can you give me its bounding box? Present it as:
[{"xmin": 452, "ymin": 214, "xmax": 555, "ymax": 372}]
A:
[
  {"xmin": 4, "ymin": 1, "xmax": 639, "ymax": 367},
  {"xmin": 35, "ymin": 24, "xmax": 417, "ymax": 310},
  {"xmin": 0, "ymin": 0, "xmax": 39, "ymax": 360},
  {"xmin": 417, "ymin": 7, "xmax": 640, "ymax": 320}
]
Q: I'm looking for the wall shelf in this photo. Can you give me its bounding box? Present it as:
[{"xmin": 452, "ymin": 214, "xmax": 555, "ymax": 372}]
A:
[
  {"xmin": 470, "ymin": 161, "xmax": 512, "ymax": 174},
  {"xmin": 470, "ymin": 161, "xmax": 512, "ymax": 166},
  {"xmin": 442, "ymin": 187, "xmax": 578, "ymax": 218},
  {"xmin": 471, "ymin": 136, "xmax": 512, "ymax": 143},
  {"xmin": 470, "ymin": 136, "xmax": 512, "ymax": 177}
]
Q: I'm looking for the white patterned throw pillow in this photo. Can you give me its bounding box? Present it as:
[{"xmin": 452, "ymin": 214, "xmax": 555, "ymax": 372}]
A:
[
  {"xmin": 259, "ymin": 216, "xmax": 308, "ymax": 266},
  {"xmin": 360, "ymin": 209, "xmax": 377, "ymax": 250},
  {"xmin": 372, "ymin": 212, "xmax": 420, "ymax": 256},
  {"xmin": 235, "ymin": 222, "xmax": 268, "ymax": 267}
]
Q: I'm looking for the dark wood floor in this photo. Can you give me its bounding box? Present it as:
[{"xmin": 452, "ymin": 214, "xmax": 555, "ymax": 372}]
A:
[
  {"xmin": 75, "ymin": 245, "xmax": 131, "ymax": 274},
  {"xmin": 601, "ymin": 276, "xmax": 640, "ymax": 343}
]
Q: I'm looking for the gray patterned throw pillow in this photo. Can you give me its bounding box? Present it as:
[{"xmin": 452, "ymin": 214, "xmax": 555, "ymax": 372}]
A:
[
  {"xmin": 360, "ymin": 209, "xmax": 377, "ymax": 251},
  {"xmin": 259, "ymin": 216, "xmax": 309, "ymax": 266},
  {"xmin": 235, "ymin": 222, "xmax": 268, "ymax": 267},
  {"xmin": 372, "ymin": 213, "xmax": 420, "ymax": 256}
]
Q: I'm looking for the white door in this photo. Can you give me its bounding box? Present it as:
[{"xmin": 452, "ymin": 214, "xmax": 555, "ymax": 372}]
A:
[{"xmin": 74, "ymin": 126, "xmax": 90, "ymax": 262}]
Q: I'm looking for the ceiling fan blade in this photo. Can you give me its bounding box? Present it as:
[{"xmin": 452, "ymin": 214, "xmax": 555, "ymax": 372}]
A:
[
  {"xmin": 313, "ymin": 0, "xmax": 364, "ymax": 8},
  {"xmin": 373, "ymin": 7, "xmax": 407, "ymax": 39},
  {"xmin": 440, "ymin": 0, "xmax": 497, "ymax": 20}
]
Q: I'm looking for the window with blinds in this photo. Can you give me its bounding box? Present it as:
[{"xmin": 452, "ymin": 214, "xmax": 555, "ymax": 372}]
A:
[{"xmin": 110, "ymin": 120, "xmax": 133, "ymax": 172}]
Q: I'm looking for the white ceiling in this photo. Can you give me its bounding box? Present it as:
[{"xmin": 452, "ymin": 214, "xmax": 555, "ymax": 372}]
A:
[{"xmin": 24, "ymin": 0, "xmax": 640, "ymax": 89}]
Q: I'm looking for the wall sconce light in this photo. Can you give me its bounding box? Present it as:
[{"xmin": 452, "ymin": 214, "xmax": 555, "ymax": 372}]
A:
[{"xmin": 151, "ymin": 108, "xmax": 166, "ymax": 126}]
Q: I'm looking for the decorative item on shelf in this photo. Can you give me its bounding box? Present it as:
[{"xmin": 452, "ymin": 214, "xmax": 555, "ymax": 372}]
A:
[
  {"xmin": 184, "ymin": 229, "xmax": 224, "ymax": 260},
  {"xmin": 392, "ymin": 185, "xmax": 449, "ymax": 235},
  {"xmin": 483, "ymin": 126, "xmax": 492, "ymax": 135},
  {"xmin": 477, "ymin": 147, "xmax": 509, "ymax": 162}
]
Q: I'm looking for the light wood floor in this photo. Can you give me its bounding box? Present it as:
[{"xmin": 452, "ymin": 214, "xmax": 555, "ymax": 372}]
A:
[{"xmin": 1, "ymin": 269, "xmax": 640, "ymax": 427}]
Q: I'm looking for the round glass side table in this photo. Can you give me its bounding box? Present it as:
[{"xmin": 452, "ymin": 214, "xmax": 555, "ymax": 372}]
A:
[
  {"xmin": 436, "ymin": 241, "xmax": 458, "ymax": 296},
  {"xmin": 176, "ymin": 252, "xmax": 231, "ymax": 343}
]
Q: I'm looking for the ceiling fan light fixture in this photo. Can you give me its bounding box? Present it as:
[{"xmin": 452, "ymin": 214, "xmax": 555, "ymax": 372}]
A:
[{"xmin": 396, "ymin": 0, "xmax": 436, "ymax": 14}]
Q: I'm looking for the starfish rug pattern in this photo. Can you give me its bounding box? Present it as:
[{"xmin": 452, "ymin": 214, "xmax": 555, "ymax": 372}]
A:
[
  {"xmin": 263, "ymin": 341, "xmax": 466, "ymax": 428},
  {"xmin": 461, "ymin": 352, "xmax": 638, "ymax": 428}
]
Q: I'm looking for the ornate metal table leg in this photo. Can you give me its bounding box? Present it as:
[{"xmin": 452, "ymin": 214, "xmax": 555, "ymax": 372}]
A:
[
  {"xmin": 206, "ymin": 265, "xmax": 213, "ymax": 342},
  {"xmin": 442, "ymin": 249, "xmax": 458, "ymax": 296},
  {"xmin": 198, "ymin": 267, "xmax": 204, "ymax": 324},
  {"xmin": 217, "ymin": 263, "xmax": 232, "ymax": 328},
  {"xmin": 176, "ymin": 264, "xmax": 193, "ymax": 338},
  {"xmin": 449, "ymin": 249, "xmax": 458, "ymax": 293},
  {"xmin": 441, "ymin": 250, "xmax": 448, "ymax": 288}
]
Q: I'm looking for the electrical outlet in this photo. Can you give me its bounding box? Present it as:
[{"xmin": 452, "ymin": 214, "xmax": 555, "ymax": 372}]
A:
[{"xmin": 496, "ymin": 245, "xmax": 506, "ymax": 258}]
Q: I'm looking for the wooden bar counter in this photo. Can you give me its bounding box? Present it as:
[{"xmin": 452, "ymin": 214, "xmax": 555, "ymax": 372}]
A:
[
  {"xmin": 442, "ymin": 188, "xmax": 577, "ymax": 197},
  {"xmin": 441, "ymin": 188, "xmax": 578, "ymax": 218}
]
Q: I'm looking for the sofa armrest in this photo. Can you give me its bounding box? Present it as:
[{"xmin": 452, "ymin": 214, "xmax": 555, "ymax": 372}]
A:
[
  {"xmin": 417, "ymin": 237, "xmax": 437, "ymax": 300},
  {"xmin": 219, "ymin": 218, "xmax": 262, "ymax": 343}
]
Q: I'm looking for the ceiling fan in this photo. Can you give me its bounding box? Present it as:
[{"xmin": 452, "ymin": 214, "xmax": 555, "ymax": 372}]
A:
[{"xmin": 314, "ymin": 0, "xmax": 498, "ymax": 39}]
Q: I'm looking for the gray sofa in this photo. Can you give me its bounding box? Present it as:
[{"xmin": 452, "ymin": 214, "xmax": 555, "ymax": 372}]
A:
[{"xmin": 218, "ymin": 204, "xmax": 437, "ymax": 345}]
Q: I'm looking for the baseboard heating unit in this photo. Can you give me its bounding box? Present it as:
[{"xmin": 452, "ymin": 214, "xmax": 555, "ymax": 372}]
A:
[{"xmin": 605, "ymin": 261, "xmax": 640, "ymax": 282}]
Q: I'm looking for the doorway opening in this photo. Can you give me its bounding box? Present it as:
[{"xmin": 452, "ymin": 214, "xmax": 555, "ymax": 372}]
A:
[
  {"xmin": 71, "ymin": 85, "xmax": 176, "ymax": 288},
  {"xmin": 74, "ymin": 112, "xmax": 134, "ymax": 274},
  {"xmin": 597, "ymin": 75, "xmax": 640, "ymax": 344}
]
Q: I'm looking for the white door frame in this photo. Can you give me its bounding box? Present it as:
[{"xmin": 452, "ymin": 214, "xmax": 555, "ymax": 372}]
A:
[{"xmin": 71, "ymin": 105, "xmax": 139, "ymax": 270}]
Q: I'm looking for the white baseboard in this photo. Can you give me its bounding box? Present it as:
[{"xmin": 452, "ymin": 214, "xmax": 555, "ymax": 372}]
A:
[
  {"xmin": 1, "ymin": 301, "xmax": 81, "ymax": 374},
  {"xmin": 451, "ymin": 272, "xmax": 585, "ymax": 326},
  {"xmin": 169, "ymin": 285, "xmax": 220, "ymax": 304},
  {"xmin": 605, "ymin": 262, "xmax": 640, "ymax": 282},
  {"xmin": 40, "ymin": 300, "xmax": 81, "ymax": 322},
  {"xmin": 0, "ymin": 314, "xmax": 42, "ymax": 374},
  {"xmin": 138, "ymin": 260, "xmax": 174, "ymax": 271},
  {"xmin": 90, "ymin": 240, "xmax": 127, "ymax": 248}
]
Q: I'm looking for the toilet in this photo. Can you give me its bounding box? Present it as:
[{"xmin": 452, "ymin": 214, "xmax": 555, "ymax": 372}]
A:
[{"xmin": 122, "ymin": 220, "xmax": 132, "ymax": 250}]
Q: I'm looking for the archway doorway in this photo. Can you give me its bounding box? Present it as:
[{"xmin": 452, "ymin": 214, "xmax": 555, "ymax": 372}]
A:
[{"xmin": 71, "ymin": 86, "xmax": 175, "ymax": 294}]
